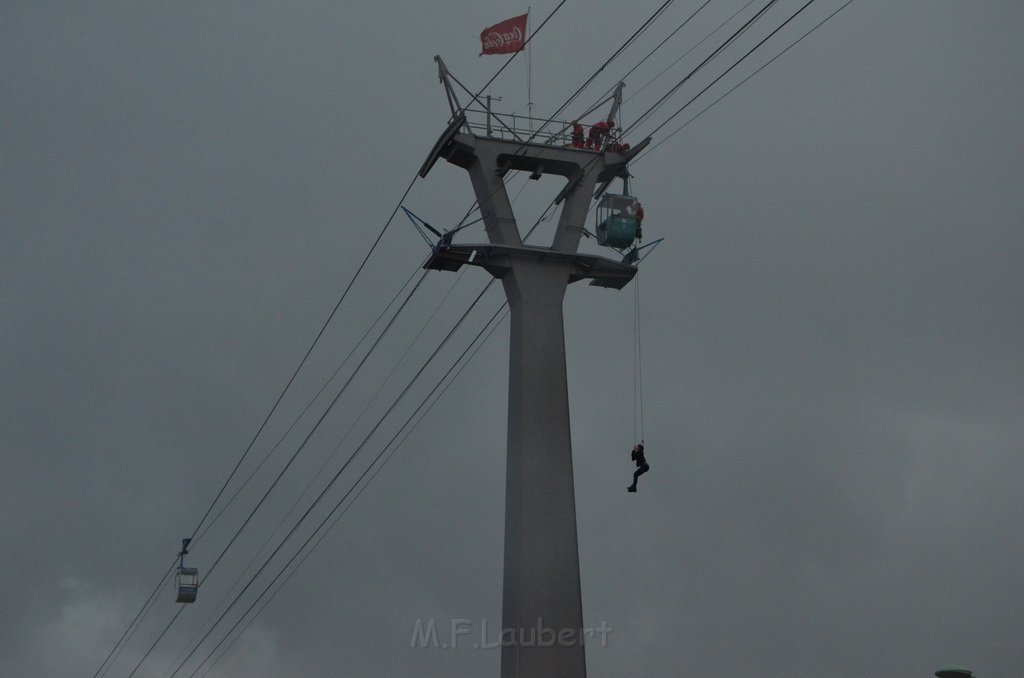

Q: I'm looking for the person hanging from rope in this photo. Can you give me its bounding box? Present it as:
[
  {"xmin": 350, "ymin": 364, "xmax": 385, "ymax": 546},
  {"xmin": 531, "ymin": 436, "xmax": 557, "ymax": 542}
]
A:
[{"xmin": 627, "ymin": 442, "xmax": 649, "ymax": 493}]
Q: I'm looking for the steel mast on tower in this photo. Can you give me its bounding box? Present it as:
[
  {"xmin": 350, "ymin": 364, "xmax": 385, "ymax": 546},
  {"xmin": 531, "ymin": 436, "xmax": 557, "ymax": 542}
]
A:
[{"xmin": 420, "ymin": 57, "xmax": 650, "ymax": 678}]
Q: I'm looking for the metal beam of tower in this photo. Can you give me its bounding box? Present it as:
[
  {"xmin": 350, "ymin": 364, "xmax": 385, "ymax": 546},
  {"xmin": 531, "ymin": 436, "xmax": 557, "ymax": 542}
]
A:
[{"xmin": 421, "ymin": 89, "xmax": 642, "ymax": 676}]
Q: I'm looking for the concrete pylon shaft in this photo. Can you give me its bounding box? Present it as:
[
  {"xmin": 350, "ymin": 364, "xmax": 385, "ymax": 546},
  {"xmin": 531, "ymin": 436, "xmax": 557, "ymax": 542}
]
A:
[
  {"xmin": 430, "ymin": 132, "xmax": 629, "ymax": 677},
  {"xmin": 500, "ymin": 258, "xmax": 584, "ymax": 677}
]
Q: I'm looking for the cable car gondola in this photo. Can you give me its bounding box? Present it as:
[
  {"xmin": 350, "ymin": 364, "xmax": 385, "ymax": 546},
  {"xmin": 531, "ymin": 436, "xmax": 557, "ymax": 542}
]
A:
[
  {"xmin": 175, "ymin": 538, "xmax": 198, "ymax": 604},
  {"xmin": 595, "ymin": 192, "xmax": 642, "ymax": 249}
]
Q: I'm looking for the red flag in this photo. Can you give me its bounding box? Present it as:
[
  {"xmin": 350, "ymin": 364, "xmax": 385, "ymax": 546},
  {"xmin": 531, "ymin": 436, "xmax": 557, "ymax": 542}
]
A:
[{"xmin": 480, "ymin": 13, "xmax": 528, "ymax": 55}]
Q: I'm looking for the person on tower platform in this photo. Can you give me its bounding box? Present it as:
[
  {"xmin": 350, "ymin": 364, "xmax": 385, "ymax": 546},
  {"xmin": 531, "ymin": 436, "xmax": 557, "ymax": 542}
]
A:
[
  {"xmin": 571, "ymin": 120, "xmax": 585, "ymax": 148},
  {"xmin": 627, "ymin": 442, "xmax": 649, "ymax": 493},
  {"xmin": 588, "ymin": 119, "xmax": 611, "ymax": 150}
]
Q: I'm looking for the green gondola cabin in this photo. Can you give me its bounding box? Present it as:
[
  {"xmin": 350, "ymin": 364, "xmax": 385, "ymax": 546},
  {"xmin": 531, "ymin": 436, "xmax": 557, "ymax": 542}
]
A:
[{"xmin": 595, "ymin": 193, "xmax": 641, "ymax": 249}]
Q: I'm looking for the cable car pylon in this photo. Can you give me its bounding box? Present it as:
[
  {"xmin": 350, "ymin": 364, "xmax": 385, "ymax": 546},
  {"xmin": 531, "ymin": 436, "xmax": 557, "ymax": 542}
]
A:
[{"xmin": 420, "ymin": 56, "xmax": 652, "ymax": 678}]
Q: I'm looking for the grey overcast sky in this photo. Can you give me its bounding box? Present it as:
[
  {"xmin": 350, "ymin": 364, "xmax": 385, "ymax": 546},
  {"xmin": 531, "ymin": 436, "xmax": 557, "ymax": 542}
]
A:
[{"xmin": 2, "ymin": 1, "xmax": 1022, "ymax": 676}]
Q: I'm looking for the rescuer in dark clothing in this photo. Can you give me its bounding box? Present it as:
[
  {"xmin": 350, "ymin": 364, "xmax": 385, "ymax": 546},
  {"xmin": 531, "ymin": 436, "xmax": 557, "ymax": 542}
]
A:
[{"xmin": 627, "ymin": 443, "xmax": 649, "ymax": 493}]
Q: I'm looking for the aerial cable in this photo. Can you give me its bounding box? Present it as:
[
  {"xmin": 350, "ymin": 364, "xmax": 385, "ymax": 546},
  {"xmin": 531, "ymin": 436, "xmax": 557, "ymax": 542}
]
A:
[
  {"xmin": 189, "ymin": 172, "xmax": 421, "ymax": 543},
  {"xmin": 637, "ymin": 0, "xmax": 856, "ymax": 162},
  {"xmin": 181, "ymin": 269, "xmax": 470, "ymax": 666},
  {"xmin": 619, "ymin": 0, "xmax": 714, "ymax": 85},
  {"xmin": 113, "ymin": 13, "xmax": 571, "ymax": 670},
  {"xmin": 91, "ymin": 559, "xmax": 176, "ymax": 677},
  {"xmin": 126, "ymin": 604, "xmax": 186, "ymax": 677},
  {"xmin": 192, "ymin": 263, "xmax": 424, "ymax": 546},
  {"xmin": 169, "ymin": 276, "xmax": 501, "ymax": 677},
  {"xmin": 578, "ymin": 0, "xmax": 715, "ymax": 120},
  {"xmin": 625, "ymin": 0, "xmax": 782, "ymax": 135},
  {"xmin": 277, "ymin": 268, "xmax": 468, "ymax": 543},
  {"xmin": 93, "ymin": 170, "xmax": 423, "ymax": 678},
  {"xmin": 626, "ymin": 0, "xmax": 760, "ymax": 104},
  {"xmin": 553, "ymin": 0, "xmax": 677, "ymax": 116},
  {"xmin": 132, "ymin": 272, "xmax": 433, "ymax": 678},
  {"xmin": 178, "ymin": 199, "xmax": 556, "ymax": 676},
  {"xmin": 643, "ymin": 0, "xmax": 825, "ymax": 140},
  {"xmin": 95, "ymin": 179, "xmax": 421, "ymax": 677},
  {"xmin": 199, "ymin": 272, "xmax": 431, "ymax": 584},
  {"xmin": 144, "ymin": 141, "xmax": 519, "ymax": 678},
  {"xmin": 172, "ymin": 268, "xmax": 430, "ymax": 665},
  {"xmin": 195, "ymin": 303, "xmax": 511, "ymax": 677},
  {"xmin": 180, "ymin": 134, "xmax": 519, "ymax": 665},
  {"xmin": 539, "ymin": 0, "xmax": 677, "ymax": 136}
]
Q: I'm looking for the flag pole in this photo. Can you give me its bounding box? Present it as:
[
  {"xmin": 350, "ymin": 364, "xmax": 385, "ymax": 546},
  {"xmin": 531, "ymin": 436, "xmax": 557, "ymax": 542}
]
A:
[{"xmin": 527, "ymin": 6, "xmax": 533, "ymax": 133}]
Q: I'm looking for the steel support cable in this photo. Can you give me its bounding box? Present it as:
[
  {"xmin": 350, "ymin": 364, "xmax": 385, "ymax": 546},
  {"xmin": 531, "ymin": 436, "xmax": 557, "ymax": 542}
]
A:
[
  {"xmin": 199, "ymin": 272, "xmax": 431, "ymax": 585},
  {"xmin": 181, "ymin": 200, "xmax": 554, "ymax": 677},
  {"xmin": 196, "ymin": 303, "xmax": 511, "ymax": 677},
  {"xmin": 229, "ymin": 193, "xmax": 543, "ymax": 627},
  {"xmin": 642, "ymin": 0, "xmax": 823, "ymax": 140},
  {"xmin": 131, "ymin": 272, "xmax": 431, "ymax": 678},
  {"xmin": 191, "ymin": 200, "xmax": 568, "ymax": 674},
  {"xmin": 171, "ymin": 174, "xmax": 516, "ymax": 673},
  {"xmin": 92, "ymin": 174, "xmax": 421, "ymax": 678},
  {"xmin": 624, "ymin": 0, "xmax": 781, "ymax": 136},
  {"xmin": 170, "ymin": 278, "xmax": 500, "ymax": 677},
  {"xmin": 535, "ymin": 0, "xmax": 678, "ymax": 138},
  {"xmin": 127, "ymin": 605, "xmax": 186, "ymax": 678},
  {"xmin": 623, "ymin": 3, "xmax": 855, "ymax": 445},
  {"xmin": 191, "ymin": 199, "xmax": 538, "ymax": 674},
  {"xmin": 620, "ymin": 0, "xmax": 715, "ymax": 87},
  {"xmin": 577, "ymin": 0, "xmax": 715, "ymax": 122},
  {"xmin": 116, "ymin": 14, "xmax": 553, "ymax": 666},
  {"xmin": 185, "ymin": 166, "xmax": 522, "ymax": 658},
  {"xmin": 636, "ymin": 0, "xmax": 855, "ymax": 162},
  {"xmin": 189, "ymin": 173, "xmax": 421, "ymax": 543},
  {"xmin": 171, "ymin": 268, "xmax": 427, "ymax": 668},
  {"xmin": 625, "ymin": 0, "xmax": 760, "ymax": 105},
  {"xmin": 178, "ymin": 269, "xmax": 468, "ymax": 669},
  {"xmin": 191, "ymin": 264, "xmax": 423, "ymax": 547},
  {"xmin": 91, "ymin": 559, "xmax": 176, "ymax": 678},
  {"xmin": 549, "ymin": 0, "xmax": 677, "ymax": 120}
]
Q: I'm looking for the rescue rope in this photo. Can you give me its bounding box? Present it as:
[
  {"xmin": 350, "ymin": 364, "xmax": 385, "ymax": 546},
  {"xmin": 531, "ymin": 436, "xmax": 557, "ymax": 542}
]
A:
[{"xmin": 633, "ymin": 271, "xmax": 645, "ymax": 444}]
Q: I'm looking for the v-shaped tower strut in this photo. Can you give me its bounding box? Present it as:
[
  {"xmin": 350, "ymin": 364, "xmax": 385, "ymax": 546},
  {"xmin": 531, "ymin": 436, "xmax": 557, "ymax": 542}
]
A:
[{"xmin": 422, "ymin": 126, "xmax": 641, "ymax": 678}]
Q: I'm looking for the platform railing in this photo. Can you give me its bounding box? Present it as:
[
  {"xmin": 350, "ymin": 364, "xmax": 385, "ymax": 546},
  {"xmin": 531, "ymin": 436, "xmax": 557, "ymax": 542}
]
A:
[{"xmin": 461, "ymin": 106, "xmax": 623, "ymax": 148}]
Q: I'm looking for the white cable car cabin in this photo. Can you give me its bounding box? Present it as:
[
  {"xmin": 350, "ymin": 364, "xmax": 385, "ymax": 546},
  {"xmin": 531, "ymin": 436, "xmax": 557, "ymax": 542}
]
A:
[
  {"xmin": 595, "ymin": 193, "xmax": 641, "ymax": 249},
  {"xmin": 175, "ymin": 538, "xmax": 198, "ymax": 603},
  {"xmin": 176, "ymin": 566, "xmax": 199, "ymax": 603}
]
